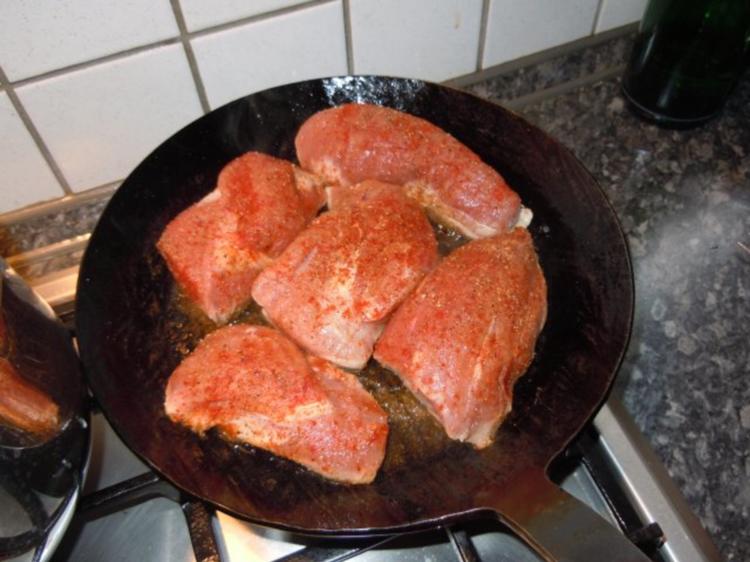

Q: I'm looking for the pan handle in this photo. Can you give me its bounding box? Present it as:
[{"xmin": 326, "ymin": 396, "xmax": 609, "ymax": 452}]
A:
[{"xmin": 482, "ymin": 469, "xmax": 653, "ymax": 562}]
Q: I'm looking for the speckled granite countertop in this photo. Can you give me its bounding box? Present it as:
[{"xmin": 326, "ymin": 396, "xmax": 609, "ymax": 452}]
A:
[
  {"xmin": 484, "ymin": 64, "xmax": 749, "ymax": 561},
  {"xmin": 1, "ymin": 31, "xmax": 746, "ymax": 562}
]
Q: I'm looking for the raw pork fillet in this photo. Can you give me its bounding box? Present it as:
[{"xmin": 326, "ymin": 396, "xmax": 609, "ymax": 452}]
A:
[
  {"xmin": 0, "ymin": 357, "xmax": 59, "ymax": 436},
  {"xmin": 374, "ymin": 229, "xmax": 547, "ymax": 448},
  {"xmin": 252, "ymin": 183, "xmax": 438, "ymax": 369},
  {"xmin": 164, "ymin": 325, "xmax": 388, "ymax": 484},
  {"xmin": 295, "ymin": 103, "xmax": 527, "ymax": 238},
  {"xmin": 157, "ymin": 152, "xmax": 326, "ymax": 323},
  {"xmin": 326, "ymin": 179, "xmax": 404, "ymax": 211}
]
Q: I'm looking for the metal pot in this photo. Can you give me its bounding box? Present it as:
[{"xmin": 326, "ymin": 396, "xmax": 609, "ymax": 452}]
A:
[{"xmin": 0, "ymin": 259, "xmax": 90, "ymax": 561}]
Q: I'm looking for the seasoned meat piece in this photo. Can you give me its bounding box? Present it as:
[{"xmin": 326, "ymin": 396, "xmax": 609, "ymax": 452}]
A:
[
  {"xmin": 0, "ymin": 357, "xmax": 59, "ymax": 436},
  {"xmin": 157, "ymin": 152, "xmax": 326, "ymax": 323},
  {"xmin": 295, "ymin": 103, "xmax": 529, "ymax": 238},
  {"xmin": 0, "ymin": 313, "xmax": 7, "ymax": 355},
  {"xmin": 157, "ymin": 192, "xmax": 268, "ymax": 324},
  {"xmin": 326, "ymin": 179, "xmax": 404, "ymax": 211},
  {"xmin": 252, "ymin": 184, "xmax": 438, "ymax": 369},
  {"xmin": 374, "ymin": 229, "xmax": 547, "ymax": 448},
  {"xmin": 164, "ymin": 325, "xmax": 388, "ymax": 484},
  {"xmin": 217, "ymin": 154, "xmax": 326, "ymax": 256},
  {"xmin": 293, "ymin": 167, "xmax": 330, "ymax": 218}
]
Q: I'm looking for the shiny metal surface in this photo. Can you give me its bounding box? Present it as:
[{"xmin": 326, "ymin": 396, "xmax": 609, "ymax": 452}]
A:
[
  {"xmin": 491, "ymin": 471, "xmax": 651, "ymax": 561},
  {"xmin": 593, "ymin": 400, "xmax": 721, "ymax": 562},
  {"xmin": 0, "ymin": 260, "xmax": 89, "ymax": 562},
  {"xmin": 5, "ymin": 235, "xmax": 90, "ymax": 273},
  {"xmin": 26, "ymin": 266, "xmax": 79, "ymax": 317}
]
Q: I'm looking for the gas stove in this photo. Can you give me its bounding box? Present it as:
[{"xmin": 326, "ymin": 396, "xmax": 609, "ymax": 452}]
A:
[{"xmin": 21, "ymin": 266, "xmax": 719, "ymax": 562}]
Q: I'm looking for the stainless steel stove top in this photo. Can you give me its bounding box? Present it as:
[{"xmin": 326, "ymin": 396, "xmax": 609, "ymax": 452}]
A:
[{"xmin": 26, "ymin": 267, "xmax": 719, "ymax": 562}]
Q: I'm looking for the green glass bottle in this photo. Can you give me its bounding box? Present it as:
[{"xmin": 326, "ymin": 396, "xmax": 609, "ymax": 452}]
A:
[{"xmin": 621, "ymin": 0, "xmax": 750, "ymax": 127}]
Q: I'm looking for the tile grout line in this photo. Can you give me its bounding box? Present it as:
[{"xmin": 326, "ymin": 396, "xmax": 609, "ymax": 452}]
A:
[
  {"xmin": 476, "ymin": 0, "xmax": 491, "ymax": 72},
  {"xmin": 1, "ymin": 25, "xmax": 636, "ymax": 228},
  {"xmin": 187, "ymin": 0, "xmax": 336, "ymax": 40},
  {"xmin": 448, "ymin": 23, "xmax": 635, "ymax": 88},
  {"xmin": 0, "ymin": 65, "xmax": 74, "ymax": 196},
  {"xmin": 170, "ymin": 0, "xmax": 211, "ymax": 114},
  {"xmin": 342, "ymin": 0, "xmax": 355, "ymax": 75},
  {"xmin": 591, "ymin": 0, "xmax": 606, "ymax": 35},
  {"xmin": 10, "ymin": 37, "xmax": 183, "ymax": 89},
  {"xmin": 3, "ymin": 65, "xmax": 630, "ymax": 229},
  {"xmin": 6, "ymin": 0, "xmax": 337, "ymax": 91}
]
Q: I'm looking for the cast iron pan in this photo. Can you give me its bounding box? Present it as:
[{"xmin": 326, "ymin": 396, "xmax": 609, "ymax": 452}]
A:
[{"xmin": 76, "ymin": 77, "xmax": 642, "ymax": 561}]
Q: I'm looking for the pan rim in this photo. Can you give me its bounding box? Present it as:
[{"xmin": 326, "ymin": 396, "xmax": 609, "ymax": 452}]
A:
[{"xmin": 75, "ymin": 74, "xmax": 635, "ymax": 535}]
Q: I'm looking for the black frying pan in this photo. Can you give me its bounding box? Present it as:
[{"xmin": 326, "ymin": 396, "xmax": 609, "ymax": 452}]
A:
[{"xmin": 75, "ymin": 77, "xmax": 642, "ymax": 561}]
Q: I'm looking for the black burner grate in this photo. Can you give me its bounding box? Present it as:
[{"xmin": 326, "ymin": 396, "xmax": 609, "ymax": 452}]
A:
[{"xmin": 58, "ymin": 424, "xmax": 661, "ymax": 562}]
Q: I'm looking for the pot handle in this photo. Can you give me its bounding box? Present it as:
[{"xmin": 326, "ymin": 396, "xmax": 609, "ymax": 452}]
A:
[{"xmin": 483, "ymin": 469, "xmax": 653, "ymax": 562}]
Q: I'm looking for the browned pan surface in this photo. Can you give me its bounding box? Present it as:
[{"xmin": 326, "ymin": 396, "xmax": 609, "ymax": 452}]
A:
[{"xmin": 75, "ymin": 76, "xmax": 633, "ymax": 534}]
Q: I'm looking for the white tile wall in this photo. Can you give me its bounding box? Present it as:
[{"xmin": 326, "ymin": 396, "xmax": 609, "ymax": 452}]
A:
[
  {"xmin": 596, "ymin": 0, "xmax": 648, "ymax": 33},
  {"xmin": 483, "ymin": 0, "xmax": 600, "ymax": 68},
  {"xmin": 349, "ymin": 0, "xmax": 482, "ymax": 82},
  {"xmin": 0, "ymin": 0, "xmax": 179, "ymax": 81},
  {"xmin": 0, "ymin": 0, "xmax": 646, "ymax": 217},
  {"xmin": 180, "ymin": 0, "xmax": 309, "ymax": 31},
  {"xmin": 192, "ymin": 2, "xmax": 347, "ymax": 109},
  {"xmin": 16, "ymin": 45, "xmax": 203, "ymax": 192},
  {"xmin": 0, "ymin": 94, "xmax": 63, "ymax": 213}
]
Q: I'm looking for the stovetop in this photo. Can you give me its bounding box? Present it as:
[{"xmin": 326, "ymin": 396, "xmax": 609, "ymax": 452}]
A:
[
  {"xmin": 45, "ymin": 400, "xmax": 709, "ymax": 562},
  {"xmin": 18, "ymin": 268, "xmax": 720, "ymax": 562}
]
